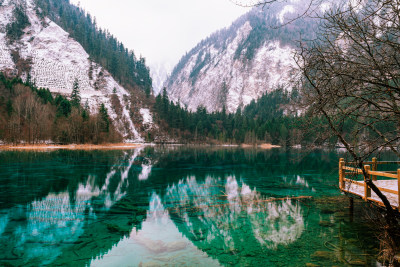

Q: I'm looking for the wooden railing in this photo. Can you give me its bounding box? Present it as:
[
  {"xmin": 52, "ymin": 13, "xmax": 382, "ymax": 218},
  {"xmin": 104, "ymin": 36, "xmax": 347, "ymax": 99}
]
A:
[{"xmin": 339, "ymin": 158, "xmax": 400, "ymax": 209}]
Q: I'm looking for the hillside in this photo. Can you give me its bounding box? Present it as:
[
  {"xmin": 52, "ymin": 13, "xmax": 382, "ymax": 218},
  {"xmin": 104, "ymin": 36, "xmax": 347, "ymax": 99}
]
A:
[
  {"xmin": 164, "ymin": 3, "xmax": 317, "ymax": 113},
  {"xmin": 0, "ymin": 0, "xmax": 156, "ymax": 143}
]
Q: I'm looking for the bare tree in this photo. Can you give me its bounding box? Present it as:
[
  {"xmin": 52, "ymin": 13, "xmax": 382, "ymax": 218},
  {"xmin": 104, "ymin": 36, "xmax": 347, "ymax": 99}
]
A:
[{"xmin": 296, "ymin": 0, "xmax": 400, "ymax": 221}]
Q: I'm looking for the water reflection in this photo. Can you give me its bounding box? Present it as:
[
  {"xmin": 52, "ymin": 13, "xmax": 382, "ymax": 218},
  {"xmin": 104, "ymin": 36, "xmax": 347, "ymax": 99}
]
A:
[
  {"xmin": 165, "ymin": 175, "xmax": 304, "ymax": 253},
  {"xmin": 91, "ymin": 192, "xmax": 221, "ymax": 266},
  {"xmin": 0, "ymin": 149, "xmax": 142, "ymax": 266},
  {"xmin": 0, "ymin": 147, "xmax": 381, "ymax": 266}
]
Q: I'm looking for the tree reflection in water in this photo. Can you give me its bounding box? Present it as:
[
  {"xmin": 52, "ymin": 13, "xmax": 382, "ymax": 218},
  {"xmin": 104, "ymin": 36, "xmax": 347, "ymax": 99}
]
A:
[
  {"xmin": 0, "ymin": 149, "xmax": 142, "ymax": 266},
  {"xmin": 0, "ymin": 147, "xmax": 383, "ymax": 266},
  {"xmin": 166, "ymin": 175, "xmax": 304, "ymax": 252}
]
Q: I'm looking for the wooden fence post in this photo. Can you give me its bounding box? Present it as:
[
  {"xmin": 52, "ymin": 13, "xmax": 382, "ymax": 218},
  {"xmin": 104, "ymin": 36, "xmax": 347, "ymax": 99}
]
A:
[
  {"xmin": 372, "ymin": 157, "xmax": 377, "ymax": 181},
  {"xmin": 364, "ymin": 165, "xmax": 371, "ymax": 201},
  {"xmin": 397, "ymin": 169, "xmax": 400, "ymax": 210},
  {"xmin": 339, "ymin": 158, "xmax": 344, "ymax": 190}
]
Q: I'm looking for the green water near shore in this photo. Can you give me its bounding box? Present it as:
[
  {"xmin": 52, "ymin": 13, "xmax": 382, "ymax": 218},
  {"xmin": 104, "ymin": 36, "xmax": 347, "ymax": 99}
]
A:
[{"xmin": 0, "ymin": 147, "xmax": 383, "ymax": 266}]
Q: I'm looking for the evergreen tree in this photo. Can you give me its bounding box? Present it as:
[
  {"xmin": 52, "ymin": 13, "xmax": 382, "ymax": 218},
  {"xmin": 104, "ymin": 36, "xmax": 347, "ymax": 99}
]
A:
[
  {"xmin": 71, "ymin": 79, "xmax": 81, "ymax": 107},
  {"xmin": 145, "ymin": 85, "xmax": 151, "ymax": 98},
  {"xmin": 99, "ymin": 103, "xmax": 110, "ymax": 133},
  {"xmin": 57, "ymin": 97, "xmax": 72, "ymax": 117},
  {"xmin": 6, "ymin": 5, "xmax": 31, "ymax": 41}
]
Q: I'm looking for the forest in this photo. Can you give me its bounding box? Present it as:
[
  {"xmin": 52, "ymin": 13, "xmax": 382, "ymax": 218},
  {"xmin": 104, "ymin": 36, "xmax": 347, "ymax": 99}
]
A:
[
  {"xmin": 0, "ymin": 73, "xmax": 121, "ymax": 144},
  {"xmin": 153, "ymin": 87, "xmax": 319, "ymax": 146}
]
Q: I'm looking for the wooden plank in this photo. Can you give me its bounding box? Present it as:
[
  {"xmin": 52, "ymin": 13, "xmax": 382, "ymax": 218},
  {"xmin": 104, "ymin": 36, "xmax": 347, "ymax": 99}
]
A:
[
  {"xmin": 368, "ymin": 170, "xmax": 397, "ymax": 179},
  {"xmin": 343, "ymin": 178, "xmax": 364, "ymax": 186},
  {"xmin": 344, "ymin": 172, "xmax": 361, "ymax": 175},
  {"xmin": 343, "ymin": 166, "xmax": 363, "ymax": 174},
  {"xmin": 377, "ymin": 187, "xmax": 398, "ymax": 195},
  {"xmin": 347, "ymin": 162, "xmax": 373, "ymax": 164},
  {"xmin": 348, "ymin": 161, "xmax": 400, "ymax": 165}
]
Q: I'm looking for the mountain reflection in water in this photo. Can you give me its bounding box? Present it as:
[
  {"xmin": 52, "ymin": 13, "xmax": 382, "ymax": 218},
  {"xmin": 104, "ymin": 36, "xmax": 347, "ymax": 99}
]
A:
[
  {"xmin": 165, "ymin": 176, "xmax": 304, "ymax": 251},
  {"xmin": 0, "ymin": 149, "xmax": 143, "ymax": 265},
  {"xmin": 0, "ymin": 147, "xmax": 383, "ymax": 266}
]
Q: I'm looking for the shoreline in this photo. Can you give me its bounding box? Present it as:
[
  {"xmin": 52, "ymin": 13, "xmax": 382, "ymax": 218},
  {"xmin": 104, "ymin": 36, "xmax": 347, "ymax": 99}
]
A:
[
  {"xmin": 0, "ymin": 142, "xmax": 282, "ymax": 151},
  {"xmin": 0, "ymin": 143, "xmax": 144, "ymax": 151}
]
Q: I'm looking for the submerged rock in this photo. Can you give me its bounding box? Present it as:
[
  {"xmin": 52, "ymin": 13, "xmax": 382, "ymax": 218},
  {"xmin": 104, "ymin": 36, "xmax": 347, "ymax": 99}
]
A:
[
  {"xmin": 311, "ymin": 251, "xmax": 332, "ymax": 261},
  {"xmin": 348, "ymin": 259, "xmax": 367, "ymax": 266}
]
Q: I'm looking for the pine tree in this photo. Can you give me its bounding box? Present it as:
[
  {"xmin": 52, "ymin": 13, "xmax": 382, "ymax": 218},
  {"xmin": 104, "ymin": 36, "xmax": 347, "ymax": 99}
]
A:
[
  {"xmin": 82, "ymin": 100, "xmax": 90, "ymax": 120},
  {"xmin": 71, "ymin": 78, "xmax": 81, "ymax": 107},
  {"xmin": 99, "ymin": 103, "xmax": 109, "ymax": 132}
]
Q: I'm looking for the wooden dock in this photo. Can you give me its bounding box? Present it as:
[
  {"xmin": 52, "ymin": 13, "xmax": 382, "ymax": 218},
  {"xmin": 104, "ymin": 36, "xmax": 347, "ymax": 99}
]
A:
[{"xmin": 339, "ymin": 158, "xmax": 400, "ymax": 209}]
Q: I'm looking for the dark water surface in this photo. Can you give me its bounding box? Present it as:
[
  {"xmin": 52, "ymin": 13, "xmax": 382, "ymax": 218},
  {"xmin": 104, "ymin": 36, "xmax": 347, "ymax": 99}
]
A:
[{"xmin": 0, "ymin": 147, "xmax": 382, "ymax": 266}]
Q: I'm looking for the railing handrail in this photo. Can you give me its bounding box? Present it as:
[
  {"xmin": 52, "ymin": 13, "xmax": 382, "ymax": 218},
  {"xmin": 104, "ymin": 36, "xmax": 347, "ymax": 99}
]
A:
[
  {"xmin": 342, "ymin": 165, "xmax": 398, "ymax": 179},
  {"xmin": 339, "ymin": 157, "xmax": 400, "ymax": 211},
  {"xmin": 347, "ymin": 161, "xmax": 400, "ymax": 165}
]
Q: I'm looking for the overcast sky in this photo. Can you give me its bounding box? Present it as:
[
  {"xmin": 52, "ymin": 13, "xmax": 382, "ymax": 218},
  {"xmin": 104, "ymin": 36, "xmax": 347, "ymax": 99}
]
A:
[{"xmin": 70, "ymin": 0, "xmax": 250, "ymax": 68}]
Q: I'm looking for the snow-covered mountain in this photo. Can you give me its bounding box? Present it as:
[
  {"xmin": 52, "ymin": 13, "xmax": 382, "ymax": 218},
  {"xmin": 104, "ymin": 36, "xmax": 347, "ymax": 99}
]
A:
[
  {"xmin": 0, "ymin": 0, "xmax": 156, "ymax": 142},
  {"xmin": 164, "ymin": 3, "xmax": 317, "ymax": 113},
  {"xmin": 150, "ymin": 61, "xmax": 173, "ymax": 96}
]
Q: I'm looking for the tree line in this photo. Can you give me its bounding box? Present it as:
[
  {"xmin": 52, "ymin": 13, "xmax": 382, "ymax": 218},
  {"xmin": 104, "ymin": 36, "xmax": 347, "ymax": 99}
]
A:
[
  {"xmin": 0, "ymin": 73, "xmax": 121, "ymax": 144},
  {"xmin": 154, "ymin": 87, "xmax": 315, "ymax": 146}
]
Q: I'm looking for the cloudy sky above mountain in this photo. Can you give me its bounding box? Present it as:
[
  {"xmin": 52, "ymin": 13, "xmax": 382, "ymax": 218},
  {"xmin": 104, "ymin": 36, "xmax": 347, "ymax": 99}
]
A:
[{"xmin": 70, "ymin": 0, "xmax": 250, "ymax": 66}]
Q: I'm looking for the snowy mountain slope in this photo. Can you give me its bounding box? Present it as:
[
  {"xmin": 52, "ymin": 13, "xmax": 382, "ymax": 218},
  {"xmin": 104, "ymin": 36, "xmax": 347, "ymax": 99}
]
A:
[
  {"xmin": 150, "ymin": 62, "xmax": 173, "ymax": 95},
  {"xmin": 0, "ymin": 0, "xmax": 154, "ymax": 142},
  {"xmin": 165, "ymin": 4, "xmax": 317, "ymax": 113}
]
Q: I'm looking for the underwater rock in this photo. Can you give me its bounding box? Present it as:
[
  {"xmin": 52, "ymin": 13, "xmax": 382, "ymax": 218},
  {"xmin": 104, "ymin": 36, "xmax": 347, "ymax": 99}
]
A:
[
  {"xmin": 311, "ymin": 251, "xmax": 332, "ymax": 261},
  {"xmin": 306, "ymin": 263, "xmax": 320, "ymax": 267},
  {"xmin": 348, "ymin": 260, "xmax": 367, "ymax": 266}
]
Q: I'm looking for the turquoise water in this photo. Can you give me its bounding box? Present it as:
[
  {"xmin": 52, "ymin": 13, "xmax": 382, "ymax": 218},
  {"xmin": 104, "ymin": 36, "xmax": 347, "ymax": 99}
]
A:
[{"xmin": 0, "ymin": 147, "xmax": 381, "ymax": 266}]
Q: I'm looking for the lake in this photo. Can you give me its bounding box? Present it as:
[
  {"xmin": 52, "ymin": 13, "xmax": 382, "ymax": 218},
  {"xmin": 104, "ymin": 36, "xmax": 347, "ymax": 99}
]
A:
[{"xmin": 0, "ymin": 146, "xmax": 382, "ymax": 266}]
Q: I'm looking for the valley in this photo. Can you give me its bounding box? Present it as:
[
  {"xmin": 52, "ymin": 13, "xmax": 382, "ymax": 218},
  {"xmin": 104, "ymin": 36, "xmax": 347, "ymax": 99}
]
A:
[{"xmin": 1, "ymin": 0, "xmax": 400, "ymax": 265}]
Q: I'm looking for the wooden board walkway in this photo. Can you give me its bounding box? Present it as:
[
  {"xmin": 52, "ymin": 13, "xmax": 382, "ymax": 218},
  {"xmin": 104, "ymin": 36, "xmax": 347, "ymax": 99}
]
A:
[{"xmin": 339, "ymin": 158, "xmax": 400, "ymax": 209}]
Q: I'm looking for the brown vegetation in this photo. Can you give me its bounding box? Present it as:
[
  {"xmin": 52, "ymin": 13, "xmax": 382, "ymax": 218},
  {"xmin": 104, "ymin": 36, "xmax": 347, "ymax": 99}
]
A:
[
  {"xmin": 0, "ymin": 143, "xmax": 142, "ymax": 151},
  {"xmin": 0, "ymin": 78, "xmax": 122, "ymax": 145}
]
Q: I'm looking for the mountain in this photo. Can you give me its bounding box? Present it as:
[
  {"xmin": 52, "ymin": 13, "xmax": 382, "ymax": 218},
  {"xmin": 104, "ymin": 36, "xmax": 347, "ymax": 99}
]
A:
[
  {"xmin": 0, "ymin": 0, "xmax": 155, "ymax": 142},
  {"xmin": 150, "ymin": 61, "xmax": 173, "ymax": 95},
  {"xmin": 164, "ymin": 3, "xmax": 317, "ymax": 113}
]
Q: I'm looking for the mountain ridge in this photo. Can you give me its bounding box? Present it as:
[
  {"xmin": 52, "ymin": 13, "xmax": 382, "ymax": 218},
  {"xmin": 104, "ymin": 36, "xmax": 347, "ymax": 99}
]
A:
[{"xmin": 164, "ymin": 3, "xmax": 317, "ymax": 113}]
